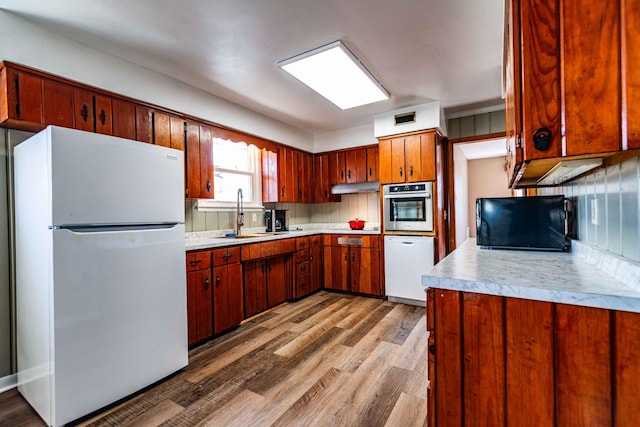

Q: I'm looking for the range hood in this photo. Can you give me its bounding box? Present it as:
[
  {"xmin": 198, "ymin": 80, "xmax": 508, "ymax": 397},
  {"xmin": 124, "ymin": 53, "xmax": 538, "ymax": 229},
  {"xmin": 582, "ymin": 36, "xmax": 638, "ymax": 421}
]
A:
[{"xmin": 331, "ymin": 181, "xmax": 380, "ymax": 194}]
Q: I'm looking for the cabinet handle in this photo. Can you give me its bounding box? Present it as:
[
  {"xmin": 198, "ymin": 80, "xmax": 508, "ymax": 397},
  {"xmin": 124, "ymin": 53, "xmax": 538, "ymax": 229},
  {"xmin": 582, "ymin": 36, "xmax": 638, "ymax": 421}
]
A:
[
  {"xmin": 80, "ymin": 105, "xmax": 90, "ymax": 122},
  {"xmin": 268, "ymin": 263, "xmax": 272, "ymax": 274},
  {"xmin": 281, "ymin": 187, "xmax": 285, "ymax": 198},
  {"xmin": 206, "ymin": 180, "xmax": 211, "ymax": 193},
  {"xmin": 261, "ymin": 263, "xmax": 265, "ymax": 274},
  {"xmin": 13, "ymin": 76, "xmax": 21, "ymax": 117},
  {"xmin": 204, "ymin": 277, "xmax": 210, "ymax": 290},
  {"xmin": 300, "ymin": 266, "xmax": 306, "ymax": 272},
  {"xmin": 409, "ymin": 165, "xmax": 413, "ymax": 176},
  {"xmin": 352, "ymin": 253, "xmax": 355, "ymax": 261},
  {"xmin": 99, "ymin": 109, "xmax": 107, "ymax": 126},
  {"xmin": 222, "ymin": 254, "xmax": 231, "ymax": 260},
  {"xmin": 348, "ymin": 170, "xmax": 351, "ymax": 179},
  {"xmin": 369, "ymin": 167, "xmax": 372, "ymax": 177},
  {"xmin": 533, "ymin": 127, "xmax": 552, "ymax": 151},
  {"xmin": 399, "ymin": 167, "xmax": 403, "ymax": 177},
  {"xmin": 310, "ymin": 255, "xmax": 314, "ymax": 261},
  {"xmin": 189, "ymin": 259, "xmax": 202, "ymax": 266},
  {"xmin": 341, "ymin": 170, "xmax": 344, "ymax": 179},
  {"xmin": 216, "ymin": 275, "xmax": 221, "ymax": 288},
  {"xmin": 344, "ymin": 254, "xmax": 348, "ymax": 261},
  {"xmin": 429, "ymin": 344, "xmax": 436, "ymax": 355}
]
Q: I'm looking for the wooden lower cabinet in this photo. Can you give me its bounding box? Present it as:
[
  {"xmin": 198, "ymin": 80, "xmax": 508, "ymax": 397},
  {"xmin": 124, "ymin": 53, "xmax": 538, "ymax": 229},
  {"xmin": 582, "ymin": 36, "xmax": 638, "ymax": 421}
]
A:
[
  {"xmin": 426, "ymin": 289, "xmax": 640, "ymax": 426},
  {"xmin": 323, "ymin": 235, "xmax": 382, "ymax": 297},
  {"xmin": 212, "ymin": 262, "xmax": 243, "ymax": 334},
  {"xmin": 243, "ymin": 255, "xmax": 288, "ymax": 318},
  {"xmin": 186, "ymin": 251, "xmax": 213, "ymax": 346}
]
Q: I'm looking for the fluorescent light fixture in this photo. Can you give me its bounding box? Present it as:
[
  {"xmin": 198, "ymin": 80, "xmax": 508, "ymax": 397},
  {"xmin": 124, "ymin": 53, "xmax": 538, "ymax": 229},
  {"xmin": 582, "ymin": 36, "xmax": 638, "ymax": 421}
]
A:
[
  {"xmin": 537, "ymin": 158, "xmax": 603, "ymax": 186},
  {"xmin": 278, "ymin": 40, "xmax": 389, "ymax": 110}
]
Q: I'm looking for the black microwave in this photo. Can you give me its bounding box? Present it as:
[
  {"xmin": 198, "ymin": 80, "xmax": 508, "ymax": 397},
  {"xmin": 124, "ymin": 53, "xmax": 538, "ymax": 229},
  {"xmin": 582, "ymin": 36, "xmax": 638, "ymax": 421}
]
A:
[{"xmin": 476, "ymin": 195, "xmax": 570, "ymax": 251}]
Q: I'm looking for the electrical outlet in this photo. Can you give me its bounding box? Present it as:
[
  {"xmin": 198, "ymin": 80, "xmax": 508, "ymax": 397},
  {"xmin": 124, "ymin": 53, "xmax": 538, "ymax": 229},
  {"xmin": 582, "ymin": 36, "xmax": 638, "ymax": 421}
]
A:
[
  {"xmin": 590, "ymin": 198, "xmax": 599, "ymax": 225},
  {"xmin": 252, "ymin": 213, "xmax": 257, "ymax": 222}
]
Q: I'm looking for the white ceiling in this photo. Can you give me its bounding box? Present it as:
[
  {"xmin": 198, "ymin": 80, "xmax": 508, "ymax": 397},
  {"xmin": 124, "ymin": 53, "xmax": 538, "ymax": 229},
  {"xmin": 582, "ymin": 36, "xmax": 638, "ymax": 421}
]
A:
[{"xmin": 0, "ymin": 0, "xmax": 505, "ymax": 136}]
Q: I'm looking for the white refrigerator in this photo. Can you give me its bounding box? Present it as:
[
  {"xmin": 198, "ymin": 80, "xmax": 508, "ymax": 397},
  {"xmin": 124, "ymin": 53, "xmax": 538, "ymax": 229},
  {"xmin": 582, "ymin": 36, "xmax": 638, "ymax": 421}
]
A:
[{"xmin": 14, "ymin": 126, "xmax": 188, "ymax": 426}]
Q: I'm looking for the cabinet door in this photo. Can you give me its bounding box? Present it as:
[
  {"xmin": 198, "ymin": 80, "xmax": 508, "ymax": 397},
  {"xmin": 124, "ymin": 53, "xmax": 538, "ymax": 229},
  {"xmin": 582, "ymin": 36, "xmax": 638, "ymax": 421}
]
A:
[
  {"xmin": 325, "ymin": 246, "xmax": 349, "ymax": 291},
  {"xmin": 111, "ymin": 99, "xmax": 136, "ymax": 140},
  {"xmin": 404, "ymin": 134, "xmax": 422, "ymax": 182},
  {"xmin": 262, "ymin": 149, "xmax": 278, "ymax": 203},
  {"xmin": 187, "ymin": 268, "xmax": 212, "ymax": 344},
  {"xmin": 366, "ymin": 146, "xmax": 379, "ymax": 182},
  {"xmin": 346, "ymin": 148, "xmax": 367, "ymax": 183},
  {"xmin": 297, "ymin": 151, "xmax": 313, "ymax": 202},
  {"xmin": 309, "ymin": 246, "xmax": 322, "ymax": 293},
  {"xmin": 378, "ymin": 139, "xmax": 393, "ymax": 184},
  {"xmin": 626, "ymin": 0, "xmax": 640, "ymax": 149},
  {"xmin": 563, "ymin": 0, "xmax": 621, "ymax": 155},
  {"xmin": 213, "ymin": 263, "xmax": 242, "ymax": 334},
  {"xmin": 390, "ymin": 137, "xmax": 406, "ymax": 183},
  {"xmin": 94, "ymin": 94, "xmax": 112, "ymax": 135},
  {"xmin": 3, "ymin": 69, "xmax": 43, "ymax": 124},
  {"xmin": 278, "ymin": 147, "xmax": 298, "ymax": 202},
  {"xmin": 199, "ymin": 124, "xmax": 214, "ymax": 199},
  {"xmin": 135, "ymin": 105, "xmax": 153, "ymax": 143},
  {"xmin": 185, "ymin": 122, "xmax": 201, "ymax": 198},
  {"xmin": 43, "ymin": 79, "xmax": 73, "ymax": 128},
  {"xmin": 244, "ymin": 260, "xmax": 267, "ymax": 318},
  {"xmin": 314, "ymin": 154, "xmax": 329, "ymax": 202},
  {"xmin": 153, "ymin": 111, "xmax": 171, "ymax": 148},
  {"xmin": 169, "ymin": 116, "xmax": 185, "ymax": 151},
  {"xmin": 73, "ymin": 88, "xmax": 95, "ymax": 132},
  {"xmin": 349, "ymin": 247, "xmax": 381, "ymax": 296},
  {"xmin": 419, "ymin": 132, "xmax": 436, "ymax": 181},
  {"xmin": 266, "ymin": 256, "xmax": 287, "ymax": 308},
  {"xmin": 227, "ymin": 263, "xmax": 243, "ymax": 328}
]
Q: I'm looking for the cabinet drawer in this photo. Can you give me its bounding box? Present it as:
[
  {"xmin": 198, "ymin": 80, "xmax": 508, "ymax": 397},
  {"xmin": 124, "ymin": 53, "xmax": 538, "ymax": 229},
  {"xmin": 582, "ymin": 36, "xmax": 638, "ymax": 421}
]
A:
[
  {"xmin": 213, "ymin": 246, "xmax": 240, "ymax": 266},
  {"xmin": 296, "ymin": 261, "xmax": 310, "ymax": 275},
  {"xmin": 309, "ymin": 235, "xmax": 322, "ymax": 247},
  {"xmin": 296, "ymin": 237, "xmax": 309, "ymax": 250},
  {"xmin": 186, "ymin": 250, "xmax": 211, "ymax": 272},
  {"xmin": 294, "ymin": 249, "xmax": 309, "ymax": 264},
  {"xmin": 326, "ymin": 234, "xmax": 379, "ymax": 248}
]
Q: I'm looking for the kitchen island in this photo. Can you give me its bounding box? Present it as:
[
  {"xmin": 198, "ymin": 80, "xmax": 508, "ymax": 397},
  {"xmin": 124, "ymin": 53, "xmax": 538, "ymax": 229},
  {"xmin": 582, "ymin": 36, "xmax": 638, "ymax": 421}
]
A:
[{"xmin": 422, "ymin": 238, "xmax": 640, "ymax": 427}]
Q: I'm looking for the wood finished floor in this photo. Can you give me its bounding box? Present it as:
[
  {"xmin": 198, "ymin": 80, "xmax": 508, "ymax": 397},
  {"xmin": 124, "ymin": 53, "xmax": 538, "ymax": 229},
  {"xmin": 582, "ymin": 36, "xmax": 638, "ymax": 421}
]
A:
[{"xmin": 1, "ymin": 291, "xmax": 429, "ymax": 427}]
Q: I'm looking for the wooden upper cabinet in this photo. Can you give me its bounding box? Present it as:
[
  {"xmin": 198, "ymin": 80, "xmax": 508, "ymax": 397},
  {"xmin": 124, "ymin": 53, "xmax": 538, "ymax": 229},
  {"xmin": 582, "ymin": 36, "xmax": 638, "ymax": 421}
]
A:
[
  {"xmin": 506, "ymin": 0, "xmax": 634, "ymax": 186},
  {"xmin": 185, "ymin": 121, "xmax": 201, "ymax": 198},
  {"xmin": 626, "ymin": 0, "xmax": 640, "ymax": 149},
  {"xmin": 199, "ymin": 124, "xmax": 214, "ymax": 199},
  {"xmin": 345, "ymin": 148, "xmax": 367, "ymax": 183},
  {"xmin": 366, "ymin": 146, "xmax": 379, "ymax": 182},
  {"xmin": 135, "ymin": 105, "xmax": 153, "ymax": 143},
  {"xmin": 73, "ymin": 88, "xmax": 113, "ymax": 135},
  {"xmin": 0, "ymin": 67, "xmax": 43, "ymax": 126},
  {"xmin": 314, "ymin": 153, "xmax": 339, "ymax": 203},
  {"xmin": 298, "ymin": 151, "xmax": 314, "ymax": 202},
  {"xmin": 277, "ymin": 146, "xmax": 298, "ymax": 202},
  {"xmin": 111, "ymin": 99, "xmax": 136, "ymax": 140},
  {"xmin": 169, "ymin": 116, "xmax": 185, "ymax": 151},
  {"xmin": 43, "ymin": 79, "xmax": 74, "ymax": 128},
  {"xmin": 378, "ymin": 131, "xmax": 438, "ymax": 184},
  {"xmin": 153, "ymin": 111, "xmax": 171, "ymax": 148},
  {"xmin": 262, "ymin": 148, "xmax": 278, "ymax": 203}
]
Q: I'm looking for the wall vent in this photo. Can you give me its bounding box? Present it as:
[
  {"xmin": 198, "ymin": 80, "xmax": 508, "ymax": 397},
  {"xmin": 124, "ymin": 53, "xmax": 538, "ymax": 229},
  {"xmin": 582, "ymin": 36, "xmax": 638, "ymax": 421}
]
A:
[{"xmin": 394, "ymin": 112, "xmax": 416, "ymax": 125}]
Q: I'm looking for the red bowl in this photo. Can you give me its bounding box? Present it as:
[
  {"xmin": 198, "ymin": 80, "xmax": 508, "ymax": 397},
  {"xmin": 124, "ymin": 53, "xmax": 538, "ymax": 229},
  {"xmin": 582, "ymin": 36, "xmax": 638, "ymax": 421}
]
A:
[{"xmin": 348, "ymin": 219, "xmax": 365, "ymax": 230}]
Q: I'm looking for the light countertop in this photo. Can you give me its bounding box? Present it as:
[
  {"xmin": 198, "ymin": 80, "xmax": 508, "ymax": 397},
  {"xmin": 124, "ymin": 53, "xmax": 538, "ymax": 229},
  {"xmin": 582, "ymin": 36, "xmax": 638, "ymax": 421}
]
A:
[
  {"xmin": 421, "ymin": 238, "xmax": 640, "ymax": 313},
  {"xmin": 185, "ymin": 223, "xmax": 381, "ymax": 251}
]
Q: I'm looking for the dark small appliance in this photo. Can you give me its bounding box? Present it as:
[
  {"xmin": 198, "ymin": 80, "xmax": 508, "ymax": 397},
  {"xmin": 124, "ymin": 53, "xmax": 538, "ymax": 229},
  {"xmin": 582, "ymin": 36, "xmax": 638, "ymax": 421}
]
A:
[
  {"xmin": 476, "ymin": 195, "xmax": 571, "ymax": 251},
  {"xmin": 265, "ymin": 209, "xmax": 289, "ymax": 232}
]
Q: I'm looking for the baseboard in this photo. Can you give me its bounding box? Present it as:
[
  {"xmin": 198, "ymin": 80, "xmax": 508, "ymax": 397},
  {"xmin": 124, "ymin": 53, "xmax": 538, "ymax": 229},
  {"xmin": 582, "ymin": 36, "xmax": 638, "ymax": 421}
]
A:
[
  {"xmin": 387, "ymin": 295, "xmax": 426, "ymax": 307},
  {"xmin": 0, "ymin": 373, "xmax": 17, "ymax": 394}
]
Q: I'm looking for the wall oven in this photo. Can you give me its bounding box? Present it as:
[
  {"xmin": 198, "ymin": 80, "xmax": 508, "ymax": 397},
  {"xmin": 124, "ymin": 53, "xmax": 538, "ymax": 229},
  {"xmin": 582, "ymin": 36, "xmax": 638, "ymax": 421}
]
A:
[{"xmin": 383, "ymin": 182, "xmax": 434, "ymax": 232}]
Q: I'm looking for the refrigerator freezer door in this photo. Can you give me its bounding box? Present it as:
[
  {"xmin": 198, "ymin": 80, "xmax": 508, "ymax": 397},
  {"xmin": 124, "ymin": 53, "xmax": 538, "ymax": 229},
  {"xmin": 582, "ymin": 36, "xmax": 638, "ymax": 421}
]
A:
[
  {"xmin": 43, "ymin": 126, "xmax": 183, "ymax": 226},
  {"xmin": 384, "ymin": 236, "xmax": 434, "ymax": 305},
  {"xmin": 50, "ymin": 224, "xmax": 187, "ymax": 425}
]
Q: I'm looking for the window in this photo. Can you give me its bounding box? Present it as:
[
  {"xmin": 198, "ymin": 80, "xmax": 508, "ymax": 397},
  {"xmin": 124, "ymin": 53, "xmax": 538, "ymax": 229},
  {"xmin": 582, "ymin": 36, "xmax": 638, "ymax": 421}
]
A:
[{"xmin": 196, "ymin": 138, "xmax": 263, "ymax": 210}]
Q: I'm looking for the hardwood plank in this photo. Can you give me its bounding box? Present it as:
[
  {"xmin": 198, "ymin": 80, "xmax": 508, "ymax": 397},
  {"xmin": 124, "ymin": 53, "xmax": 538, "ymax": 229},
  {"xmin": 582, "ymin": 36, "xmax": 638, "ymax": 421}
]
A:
[
  {"xmin": 384, "ymin": 392, "xmax": 427, "ymax": 427},
  {"xmin": 381, "ymin": 304, "xmax": 424, "ymax": 345},
  {"xmin": 0, "ymin": 292, "xmax": 428, "ymax": 427}
]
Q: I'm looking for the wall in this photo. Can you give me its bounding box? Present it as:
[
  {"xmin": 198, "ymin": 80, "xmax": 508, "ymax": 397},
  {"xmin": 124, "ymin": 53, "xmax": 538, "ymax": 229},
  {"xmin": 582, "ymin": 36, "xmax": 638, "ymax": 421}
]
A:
[
  {"xmin": 453, "ymin": 145, "xmax": 469, "ymax": 246},
  {"xmin": 185, "ymin": 193, "xmax": 380, "ymax": 233},
  {"xmin": 467, "ymin": 156, "xmax": 512, "ymax": 237},
  {"xmin": 0, "ymin": 11, "xmax": 313, "ymax": 151},
  {"xmin": 539, "ymin": 155, "xmax": 640, "ymax": 263},
  {"xmin": 448, "ymin": 109, "xmax": 506, "ymax": 139},
  {"xmin": 314, "ymin": 124, "xmax": 377, "ymax": 153}
]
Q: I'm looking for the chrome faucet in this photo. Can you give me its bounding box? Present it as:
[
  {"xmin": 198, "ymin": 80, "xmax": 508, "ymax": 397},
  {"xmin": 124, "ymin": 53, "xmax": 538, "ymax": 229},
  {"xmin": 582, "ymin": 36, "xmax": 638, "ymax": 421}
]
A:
[{"xmin": 236, "ymin": 188, "xmax": 244, "ymax": 236}]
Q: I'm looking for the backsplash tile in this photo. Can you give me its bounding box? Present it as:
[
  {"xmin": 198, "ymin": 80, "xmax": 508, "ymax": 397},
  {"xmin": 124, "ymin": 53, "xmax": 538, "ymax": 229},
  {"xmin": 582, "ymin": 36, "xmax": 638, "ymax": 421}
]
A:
[{"xmin": 539, "ymin": 154, "xmax": 640, "ymax": 263}]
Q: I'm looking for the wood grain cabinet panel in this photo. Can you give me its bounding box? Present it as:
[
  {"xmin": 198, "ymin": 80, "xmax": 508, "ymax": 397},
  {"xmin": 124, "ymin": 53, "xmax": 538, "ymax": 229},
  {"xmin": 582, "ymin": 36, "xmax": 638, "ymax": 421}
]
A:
[
  {"xmin": 1, "ymin": 68, "xmax": 43, "ymax": 125},
  {"xmin": 198, "ymin": 124, "xmax": 214, "ymax": 199},
  {"xmin": 366, "ymin": 146, "xmax": 379, "ymax": 182},
  {"xmin": 111, "ymin": 99, "xmax": 136, "ymax": 140},
  {"xmin": 625, "ymin": 0, "xmax": 640, "ymax": 149},
  {"xmin": 243, "ymin": 260, "xmax": 268, "ymax": 318},
  {"xmin": 135, "ymin": 105, "xmax": 153, "ymax": 143},
  {"xmin": 323, "ymin": 235, "xmax": 382, "ymax": 296},
  {"xmin": 614, "ymin": 310, "xmax": 640, "ymax": 425},
  {"xmin": 378, "ymin": 131, "xmax": 438, "ymax": 184},
  {"xmin": 153, "ymin": 111, "xmax": 171, "ymax": 148},
  {"xmin": 262, "ymin": 148, "xmax": 278, "ymax": 203},
  {"xmin": 212, "ymin": 262, "xmax": 243, "ymax": 334},
  {"xmin": 43, "ymin": 79, "xmax": 74, "ymax": 128},
  {"xmin": 186, "ymin": 251, "xmax": 213, "ymax": 346},
  {"xmin": 73, "ymin": 88, "xmax": 113, "ymax": 134}
]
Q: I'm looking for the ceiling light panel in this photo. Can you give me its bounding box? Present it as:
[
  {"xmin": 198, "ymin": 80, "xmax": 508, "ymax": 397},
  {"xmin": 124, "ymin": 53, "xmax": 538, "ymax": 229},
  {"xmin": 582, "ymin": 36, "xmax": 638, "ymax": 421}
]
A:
[{"xmin": 278, "ymin": 41, "xmax": 389, "ymax": 110}]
